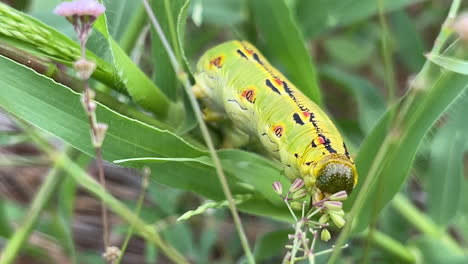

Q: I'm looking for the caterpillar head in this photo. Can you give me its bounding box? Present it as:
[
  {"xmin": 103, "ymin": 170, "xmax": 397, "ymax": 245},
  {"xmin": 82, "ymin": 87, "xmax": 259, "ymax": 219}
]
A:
[{"xmin": 313, "ymin": 156, "xmax": 357, "ymax": 195}]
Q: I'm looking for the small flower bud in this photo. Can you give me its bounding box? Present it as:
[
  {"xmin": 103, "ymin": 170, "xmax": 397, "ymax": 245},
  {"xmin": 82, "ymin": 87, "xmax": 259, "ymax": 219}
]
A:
[
  {"xmin": 321, "ymin": 229, "xmax": 331, "ymax": 242},
  {"xmin": 272, "ymin": 181, "xmax": 283, "ymax": 195},
  {"xmin": 318, "ymin": 213, "xmax": 329, "ymax": 224},
  {"xmin": 102, "ymin": 246, "xmax": 121, "ymax": 263},
  {"xmin": 289, "ymin": 178, "xmax": 304, "ymax": 193},
  {"xmin": 290, "ymin": 201, "xmax": 303, "ymax": 210},
  {"xmin": 80, "ymin": 94, "xmax": 96, "ymax": 113},
  {"xmin": 329, "ymin": 211, "xmax": 345, "ymax": 228},
  {"xmin": 291, "ymin": 188, "xmax": 307, "ymax": 200},
  {"xmin": 288, "ymin": 234, "xmax": 295, "ymax": 240},
  {"xmin": 334, "ymin": 209, "xmax": 345, "ymax": 217},
  {"xmin": 74, "ymin": 58, "xmax": 96, "ymax": 80},
  {"xmin": 329, "ymin": 190, "xmax": 348, "ymax": 201},
  {"xmin": 452, "ymin": 13, "xmax": 468, "ymax": 41},
  {"xmin": 323, "ymin": 201, "xmax": 343, "ymax": 211},
  {"xmin": 93, "ymin": 122, "xmax": 108, "ymax": 147}
]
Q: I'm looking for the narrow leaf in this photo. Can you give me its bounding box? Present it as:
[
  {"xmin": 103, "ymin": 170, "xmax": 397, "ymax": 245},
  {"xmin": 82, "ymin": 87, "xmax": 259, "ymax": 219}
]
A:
[
  {"xmin": 94, "ymin": 14, "xmax": 174, "ymax": 118},
  {"xmin": 250, "ymin": 0, "xmax": 322, "ymax": 104},
  {"xmin": 427, "ymin": 54, "xmax": 468, "ymax": 75}
]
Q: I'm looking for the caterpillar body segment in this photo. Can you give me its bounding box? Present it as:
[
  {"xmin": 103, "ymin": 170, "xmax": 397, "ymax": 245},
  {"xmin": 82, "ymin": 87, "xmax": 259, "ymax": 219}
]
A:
[{"xmin": 194, "ymin": 41, "xmax": 358, "ymax": 197}]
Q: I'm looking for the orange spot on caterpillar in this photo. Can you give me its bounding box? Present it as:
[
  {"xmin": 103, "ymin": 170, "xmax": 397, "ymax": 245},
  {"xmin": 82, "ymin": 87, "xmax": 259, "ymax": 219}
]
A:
[
  {"xmin": 209, "ymin": 56, "xmax": 224, "ymax": 69},
  {"xmin": 241, "ymin": 88, "xmax": 256, "ymax": 103},
  {"xmin": 302, "ymin": 111, "xmax": 310, "ymax": 118},
  {"xmin": 244, "ymin": 48, "xmax": 254, "ymax": 55},
  {"xmin": 273, "ymin": 77, "xmax": 282, "ymax": 86},
  {"xmin": 317, "ymin": 136, "xmax": 326, "ymax": 144},
  {"xmin": 272, "ymin": 125, "xmax": 284, "ymax": 138}
]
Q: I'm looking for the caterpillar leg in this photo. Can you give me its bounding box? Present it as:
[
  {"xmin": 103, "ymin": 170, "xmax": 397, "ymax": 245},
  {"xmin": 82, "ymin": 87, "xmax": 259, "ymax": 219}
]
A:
[
  {"xmin": 192, "ymin": 83, "xmax": 205, "ymax": 99},
  {"xmin": 202, "ymin": 108, "xmax": 225, "ymax": 122},
  {"xmin": 221, "ymin": 123, "xmax": 250, "ymax": 148}
]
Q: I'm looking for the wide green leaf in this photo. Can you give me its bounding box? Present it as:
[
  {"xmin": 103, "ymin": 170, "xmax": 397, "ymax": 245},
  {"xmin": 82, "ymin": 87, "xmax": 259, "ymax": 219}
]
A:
[
  {"xmin": 0, "ymin": 55, "xmax": 292, "ymax": 220},
  {"xmin": 115, "ymin": 149, "xmax": 289, "ymax": 207},
  {"xmin": 0, "ymin": 55, "xmax": 204, "ymax": 170},
  {"xmin": 150, "ymin": 0, "xmax": 186, "ymax": 101}
]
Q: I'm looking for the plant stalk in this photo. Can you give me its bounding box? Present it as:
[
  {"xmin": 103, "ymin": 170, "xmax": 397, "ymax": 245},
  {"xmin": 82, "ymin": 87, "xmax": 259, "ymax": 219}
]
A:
[{"xmin": 141, "ymin": 0, "xmax": 255, "ymax": 262}]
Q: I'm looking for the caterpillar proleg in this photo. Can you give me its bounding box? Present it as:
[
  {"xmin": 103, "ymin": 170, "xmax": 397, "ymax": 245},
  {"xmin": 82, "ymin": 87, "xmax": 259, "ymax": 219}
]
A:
[{"xmin": 194, "ymin": 41, "xmax": 358, "ymax": 198}]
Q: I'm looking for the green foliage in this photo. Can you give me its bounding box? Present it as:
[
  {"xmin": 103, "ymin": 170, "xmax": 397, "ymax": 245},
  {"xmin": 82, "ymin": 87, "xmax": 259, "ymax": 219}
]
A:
[
  {"xmin": 1, "ymin": 0, "xmax": 468, "ymax": 263},
  {"xmin": 249, "ymin": 0, "xmax": 322, "ymax": 104}
]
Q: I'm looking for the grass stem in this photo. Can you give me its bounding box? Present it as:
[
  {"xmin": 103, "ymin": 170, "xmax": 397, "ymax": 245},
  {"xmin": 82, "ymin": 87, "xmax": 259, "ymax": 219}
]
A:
[{"xmin": 142, "ymin": 0, "xmax": 255, "ymax": 262}]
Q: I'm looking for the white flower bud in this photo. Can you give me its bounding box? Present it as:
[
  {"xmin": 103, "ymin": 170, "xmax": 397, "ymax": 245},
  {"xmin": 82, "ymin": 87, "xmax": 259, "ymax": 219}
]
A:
[{"xmin": 289, "ymin": 178, "xmax": 304, "ymax": 193}]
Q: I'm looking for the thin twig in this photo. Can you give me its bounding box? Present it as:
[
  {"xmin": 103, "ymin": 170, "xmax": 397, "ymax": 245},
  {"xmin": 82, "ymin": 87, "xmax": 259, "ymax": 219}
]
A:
[{"xmin": 141, "ymin": 0, "xmax": 255, "ymax": 262}]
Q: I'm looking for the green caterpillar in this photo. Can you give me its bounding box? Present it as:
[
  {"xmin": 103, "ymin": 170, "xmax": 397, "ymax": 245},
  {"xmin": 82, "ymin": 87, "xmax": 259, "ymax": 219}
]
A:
[{"xmin": 194, "ymin": 41, "xmax": 358, "ymax": 198}]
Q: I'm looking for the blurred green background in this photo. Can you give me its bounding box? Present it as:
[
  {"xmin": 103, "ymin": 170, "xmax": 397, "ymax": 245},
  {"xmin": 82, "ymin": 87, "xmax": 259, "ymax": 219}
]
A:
[{"xmin": 1, "ymin": 0, "xmax": 468, "ymax": 263}]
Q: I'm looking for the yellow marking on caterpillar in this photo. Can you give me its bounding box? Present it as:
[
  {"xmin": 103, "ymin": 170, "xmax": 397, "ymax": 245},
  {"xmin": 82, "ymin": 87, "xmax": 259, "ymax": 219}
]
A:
[{"xmin": 194, "ymin": 41, "xmax": 358, "ymax": 198}]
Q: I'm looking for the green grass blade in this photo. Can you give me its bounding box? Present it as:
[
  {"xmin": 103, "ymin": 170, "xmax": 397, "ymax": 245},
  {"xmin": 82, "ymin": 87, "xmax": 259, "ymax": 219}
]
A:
[
  {"xmin": 249, "ymin": 0, "xmax": 322, "ymax": 104},
  {"xmin": 93, "ymin": 11, "xmax": 174, "ymax": 119},
  {"xmin": 295, "ymin": 0, "xmax": 424, "ymax": 38},
  {"xmin": 150, "ymin": 0, "xmax": 186, "ymax": 101},
  {"xmin": 426, "ymin": 100, "xmax": 468, "ymax": 226},
  {"xmin": 427, "ymin": 54, "xmax": 468, "ymax": 75}
]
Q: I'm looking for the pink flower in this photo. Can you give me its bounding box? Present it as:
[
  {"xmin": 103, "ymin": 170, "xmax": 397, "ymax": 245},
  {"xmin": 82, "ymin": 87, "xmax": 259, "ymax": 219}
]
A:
[{"xmin": 54, "ymin": 0, "xmax": 105, "ymax": 18}]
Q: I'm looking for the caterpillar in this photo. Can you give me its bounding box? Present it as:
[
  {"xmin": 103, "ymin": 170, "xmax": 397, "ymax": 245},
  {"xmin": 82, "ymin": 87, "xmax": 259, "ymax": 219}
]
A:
[{"xmin": 194, "ymin": 41, "xmax": 358, "ymax": 198}]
